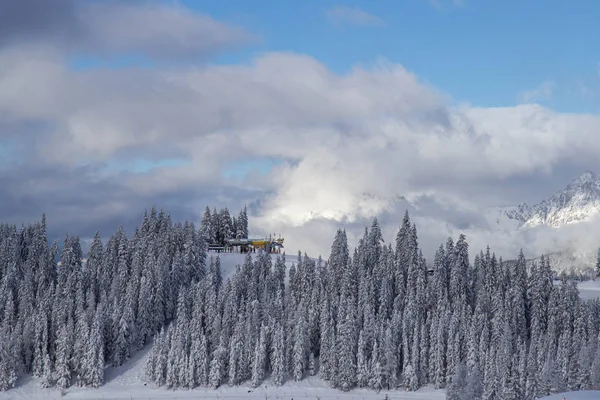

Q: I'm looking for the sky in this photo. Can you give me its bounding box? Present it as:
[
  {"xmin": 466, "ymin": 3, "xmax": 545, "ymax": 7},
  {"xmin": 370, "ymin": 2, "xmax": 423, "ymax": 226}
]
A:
[{"xmin": 1, "ymin": 0, "xmax": 600, "ymax": 261}]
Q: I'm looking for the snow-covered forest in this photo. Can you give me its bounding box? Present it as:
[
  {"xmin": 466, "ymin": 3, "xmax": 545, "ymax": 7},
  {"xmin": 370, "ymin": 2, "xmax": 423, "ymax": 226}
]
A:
[
  {"xmin": 1, "ymin": 209, "xmax": 600, "ymax": 400},
  {"xmin": 201, "ymin": 206, "xmax": 248, "ymax": 245},
  {"xmin": 0, "ymin": 207, "xmax": 209, "ymax": 390}
]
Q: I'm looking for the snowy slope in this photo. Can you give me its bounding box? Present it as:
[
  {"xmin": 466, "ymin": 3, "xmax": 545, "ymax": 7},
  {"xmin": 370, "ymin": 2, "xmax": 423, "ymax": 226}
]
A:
[
  {"xmin": 549, "ymin": 279, "xmax": 600, "ymax": 301},
  {"xmin": 577, "ymin": 280, "xmax": 600, "ymax": 301},
  {"xmin": 538, "ymin": 391, "xmax": 600, "ymax": 400},
  {"xmin": 0, "ymin": 345, "xmax": 445, "ymax": 400},
  {"xmin": 523, "ymin": 171, "xmax": 600, "ymax": 228}
]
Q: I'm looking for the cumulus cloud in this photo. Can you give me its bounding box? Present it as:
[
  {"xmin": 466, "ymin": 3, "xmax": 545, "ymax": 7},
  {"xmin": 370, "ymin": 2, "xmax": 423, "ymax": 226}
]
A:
[
  {"xmin": 78, "ymin": 1, "xmax": 252, "ymax": 61},
  {"xmin": 2, "ymin": 1, "xmax": 600, "ymax": 262},
  {"xmin": 0, "ymin": 0, "xmax": 252, "ymax": 60},
  {"xmin": 326, "ymin": 6, "xmax": 386, "ymax": 28}
]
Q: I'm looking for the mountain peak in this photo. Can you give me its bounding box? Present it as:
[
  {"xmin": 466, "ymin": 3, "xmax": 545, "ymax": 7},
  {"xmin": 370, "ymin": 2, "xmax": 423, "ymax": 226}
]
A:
[
  {"xmin": 561, "ymin": 171, "xmax": 600, "ymax": 197},
  {"xmin": 494, "ymin": 170, "xmax": 600, "ymax": 230},
  {"xmin": 490, "ymin": 170, "xmax": 600, "ymax": 273},
  {"xmin": 573, "ymin": 170, "xmax": 597, "ymax": 185},
  {"xmin": 522, "ymin": 170, "xmax": 600, "ymax": 228}
]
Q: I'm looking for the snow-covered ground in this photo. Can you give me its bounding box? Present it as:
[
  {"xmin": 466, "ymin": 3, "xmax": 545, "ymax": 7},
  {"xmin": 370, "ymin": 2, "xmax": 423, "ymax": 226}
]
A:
[
  {"xmin": 577, "ymin": 279, "xmax": 600, "ymax": 301},
  {"xmin": 539, "ymin": 391, "xmax": 600, "ymax": 399},
  {"xmin": 0, "ymin": 345, "xmax": 445, "ymax": 400},
  {"xmin": 557, "ymin": 279, "xmax": 600, "ymax": 301}
]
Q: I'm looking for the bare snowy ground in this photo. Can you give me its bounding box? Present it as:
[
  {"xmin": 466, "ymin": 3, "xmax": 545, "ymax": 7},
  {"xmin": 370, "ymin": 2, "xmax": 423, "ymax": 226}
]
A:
[
  {"xmin": 0, "ymin": 346, "xmax": 445, "ymax": 400},
  {"xmin": 539, "ymin": 391, "xmax": 600, "ymax": 399},
  {"xmin": 577, "ymin": 280, "xmax": 600, "ymax": 301}
]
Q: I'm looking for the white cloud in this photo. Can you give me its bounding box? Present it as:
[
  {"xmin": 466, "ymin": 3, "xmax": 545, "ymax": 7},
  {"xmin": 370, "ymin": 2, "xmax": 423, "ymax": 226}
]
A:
[
  {"xmin": 519, "ymin": 80, "xmax": 555, "ymax": 103},
  {"xmin": 0, "ymin": 0, "xmax": 252, "ymax": 61},
  {"xmin": 3, "ymin": 3, "xmax": 600, "ymax": 262},
  {"xmin": 326, "ymin": 6, "xmax": 386, "ymax": 28},
  {"xmin": 78, "ymin": 2, "xmax": 253, "ymax": 60}
]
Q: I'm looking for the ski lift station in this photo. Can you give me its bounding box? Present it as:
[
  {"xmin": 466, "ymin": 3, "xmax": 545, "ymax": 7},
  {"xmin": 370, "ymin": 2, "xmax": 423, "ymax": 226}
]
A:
[{"xmin": 224, "ymin": 234, "xmax": 285, "ymax": 254}]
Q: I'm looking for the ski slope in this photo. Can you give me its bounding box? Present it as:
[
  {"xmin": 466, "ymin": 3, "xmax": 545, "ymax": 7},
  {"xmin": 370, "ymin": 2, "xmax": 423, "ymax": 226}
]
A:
[
  {"xmin": 539, "ymin": 391, "xmax": 600, "ymax": 399},
  {"xmin": 577, "ymin": 280, "xmax": 600, "ymax": 301},
  {"xmin": 0, "ymin": 345, "xmax": 445, "ymax": 400}
]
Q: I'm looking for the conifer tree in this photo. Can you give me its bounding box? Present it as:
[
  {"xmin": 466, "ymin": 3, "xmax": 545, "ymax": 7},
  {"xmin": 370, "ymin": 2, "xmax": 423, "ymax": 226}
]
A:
[
  {"xmin": 596, "ymin": 247, "xmax": 600, "ymax": 278},
  {"xmin": 86, "ymin": 310, "xmax": 105, "ymax": 388},
  {"xmin": 2, "ymin": 208, "xmax": 600, "ymax": 397},
  {"xmin": 271, "ymin": 322, "xmax": 285, "ymax": 386}
]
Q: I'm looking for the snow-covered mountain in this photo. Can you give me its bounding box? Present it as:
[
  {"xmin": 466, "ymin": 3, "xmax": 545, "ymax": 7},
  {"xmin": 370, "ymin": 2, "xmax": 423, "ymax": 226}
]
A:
[
  {"xmin": 489, "ymin": 171, "xmax": 600, "ymax": 274},
  {"xmin": 495, "ymin": 171, "xmax": 600, "ymax": 229}
]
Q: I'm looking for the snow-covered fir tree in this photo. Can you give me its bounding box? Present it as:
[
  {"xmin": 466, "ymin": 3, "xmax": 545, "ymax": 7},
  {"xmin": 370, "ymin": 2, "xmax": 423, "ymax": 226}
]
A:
[
  {"xmin": 146, "ymin": 211, "xmax": 600, "ymax": 399},
  {"xmin": 1, "ymin": 208, "xmax": 600, "ymax": 400},
  {"xmin": 200, "ymin": 205, "xmax": 247, "ymax": 245}
]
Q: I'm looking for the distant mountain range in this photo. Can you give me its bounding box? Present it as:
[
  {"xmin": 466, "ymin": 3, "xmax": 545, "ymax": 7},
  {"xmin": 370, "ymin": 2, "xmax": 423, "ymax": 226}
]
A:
[
  {"xmin": 496, "ymin": 171, "xmax": 600, "ymax": 229},
  {"xmin": 490, "ymin": 171, "xmax": 600, "ymax": 275}
]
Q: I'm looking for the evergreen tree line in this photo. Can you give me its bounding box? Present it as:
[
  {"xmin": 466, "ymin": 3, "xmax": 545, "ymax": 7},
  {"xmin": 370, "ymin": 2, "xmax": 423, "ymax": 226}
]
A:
[
  {"xmin": 148, "ymin": 212, "xmax": 600, "ymax": 400},
  {"xmin": 0, "ymin": 207, "xmax": 206, "ymax": 390},
  {"xmin": 1, "ymin": 208, "xmax": 600, "ymax": 400},
  {"xmin": 201, "ymin": 206, "xmax": 248, "ymax": 246}
]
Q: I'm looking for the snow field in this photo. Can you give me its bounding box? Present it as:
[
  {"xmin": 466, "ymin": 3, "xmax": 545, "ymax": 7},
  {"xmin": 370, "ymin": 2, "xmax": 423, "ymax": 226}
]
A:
[
  {"xmin": 538, "ymin": 391, "xmax": 600, "ymax": 399},
  {"xmin": 577, "ymin": 280, "xmax": 600, "ymax": 301},
  {"xmin": 0, "ymin": 346, "xmax": 445, "ymax": 400}
]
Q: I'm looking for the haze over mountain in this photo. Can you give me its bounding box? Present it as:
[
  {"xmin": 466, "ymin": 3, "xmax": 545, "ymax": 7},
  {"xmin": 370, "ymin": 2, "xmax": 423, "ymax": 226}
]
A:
[
  {"xmin": 495, "ymin": 171, "xmax": 600, "ymax": 229},
  {"xmin": 484, "ymin": 171, "xmax": 600, "ymax": 273}
]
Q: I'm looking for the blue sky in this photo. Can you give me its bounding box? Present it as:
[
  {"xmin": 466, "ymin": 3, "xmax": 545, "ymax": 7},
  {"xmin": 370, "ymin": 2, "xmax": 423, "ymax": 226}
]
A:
[
  {"xmin": 69, "ymin": 0, "xmax": 600, "ymax": 112},
  {"xmin": 64, "ymin": 0, "xmax": 600, "ymax": 180},
  {"xmin": 173, "ymin": 0, "xmax": 600, "ymax": 113}
]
